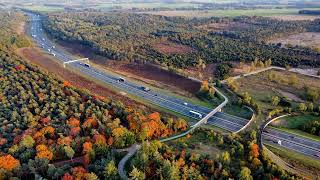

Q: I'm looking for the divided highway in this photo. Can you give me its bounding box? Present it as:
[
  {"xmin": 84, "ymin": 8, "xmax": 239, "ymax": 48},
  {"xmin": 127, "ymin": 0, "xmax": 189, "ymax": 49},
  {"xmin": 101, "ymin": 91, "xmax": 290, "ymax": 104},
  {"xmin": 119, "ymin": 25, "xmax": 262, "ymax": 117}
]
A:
[
  {"xmin": 27, "ymin": 13, "xmax": 320, "ymax": 160},
  {"xmin": 27, "ymin": 13, "xmax": 247, "ymax": 133}
]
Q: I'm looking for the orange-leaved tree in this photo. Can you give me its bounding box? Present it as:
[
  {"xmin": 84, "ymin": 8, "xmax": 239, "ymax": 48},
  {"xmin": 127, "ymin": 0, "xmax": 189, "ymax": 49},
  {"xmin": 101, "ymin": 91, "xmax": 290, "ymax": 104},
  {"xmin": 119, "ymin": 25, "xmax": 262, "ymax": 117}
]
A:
[
  {"xmin": 250, "ymin": 143, "xmax": 260, "ymax": 159},
  {"xmin": 36, "ymin": 144, "xmax": 53, "ymax": 161},
  {"xmin": 0, "ymin": 155, "xmax": 20, "ymax": 171}
]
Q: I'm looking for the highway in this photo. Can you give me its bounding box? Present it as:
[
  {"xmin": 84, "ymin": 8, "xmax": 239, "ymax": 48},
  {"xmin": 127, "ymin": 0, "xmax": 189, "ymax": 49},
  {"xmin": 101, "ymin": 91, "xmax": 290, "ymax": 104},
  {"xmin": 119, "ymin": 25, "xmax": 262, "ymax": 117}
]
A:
[
  {"xmin": 26, "ymin": 13, "xmax": 320, "ymax": 160},
  {"xmin": 27, "ymin": 13, "xmax": 247, "ymax": 132}
]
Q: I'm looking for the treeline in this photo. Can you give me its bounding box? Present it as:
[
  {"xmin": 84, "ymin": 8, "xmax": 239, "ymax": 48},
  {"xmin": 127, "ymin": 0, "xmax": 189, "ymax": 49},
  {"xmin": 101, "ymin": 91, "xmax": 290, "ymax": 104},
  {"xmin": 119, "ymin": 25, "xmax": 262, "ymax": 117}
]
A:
[
  {"xmin": 170, "ymin": 33, "xmax": 320, "ymax": 67},
  {"xmin": 128, "ymin": 129, "xmax": 302, "ymax": 179},
  {"xmin": 43, "ymin": 12, "xmax": 320, "ymax": 69},
  {"xmin": 299, "ymin": 10, "xmax": 320, "ymax": 15},
  {"xmin": 302, "ymin": 119, "xmax": 320, "ymax": 136},
  {"xmin": 0, "ymin": 11, "xmax": 188, "ymax": 179}
]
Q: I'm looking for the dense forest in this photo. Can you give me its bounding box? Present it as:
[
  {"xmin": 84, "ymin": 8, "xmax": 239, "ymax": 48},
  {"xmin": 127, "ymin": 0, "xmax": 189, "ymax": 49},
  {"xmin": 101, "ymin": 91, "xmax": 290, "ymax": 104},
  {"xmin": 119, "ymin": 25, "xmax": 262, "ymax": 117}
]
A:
[
  {"xmin": 128, "ymin": 129, "xmax": 301, "ymax": 180},
  {"xmin": 0, "ymin": 11, "xmax": 188, "ymax": 179},
  {"xmin": 43, "ymin": 12, "xmax": 320, "ymax": 69}
]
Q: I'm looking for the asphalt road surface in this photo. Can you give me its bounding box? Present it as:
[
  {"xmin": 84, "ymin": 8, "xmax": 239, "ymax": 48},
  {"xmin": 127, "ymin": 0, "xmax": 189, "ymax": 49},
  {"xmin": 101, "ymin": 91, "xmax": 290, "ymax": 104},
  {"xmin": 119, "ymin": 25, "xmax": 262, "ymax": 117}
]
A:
[{"xmin": 27, "ymin": 13, "xmax": 320, "ymax": 159}]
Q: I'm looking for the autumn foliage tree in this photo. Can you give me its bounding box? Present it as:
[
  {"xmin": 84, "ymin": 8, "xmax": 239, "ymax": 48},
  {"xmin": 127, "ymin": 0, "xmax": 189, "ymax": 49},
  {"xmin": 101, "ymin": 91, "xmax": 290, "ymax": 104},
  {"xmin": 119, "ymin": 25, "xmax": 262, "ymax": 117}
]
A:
[
  {"xmin": 0, "ymin": 155, "xmax": 20, "ymax": 171},
  {"xmin": 36, "ymin": 144, "xmax": 53, "ymax": 161}
]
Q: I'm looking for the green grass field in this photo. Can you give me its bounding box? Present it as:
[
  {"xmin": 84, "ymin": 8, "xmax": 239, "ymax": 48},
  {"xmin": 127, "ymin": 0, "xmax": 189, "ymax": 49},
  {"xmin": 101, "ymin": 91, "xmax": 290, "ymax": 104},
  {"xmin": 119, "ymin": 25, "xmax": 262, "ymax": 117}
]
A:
[
  {"xmin": 281, "ymin": 114, "xmax": 319, "ymax": 129},
  {"xmin": 23, "ymin": 5, "xmax": 64, "ymax": 13}
]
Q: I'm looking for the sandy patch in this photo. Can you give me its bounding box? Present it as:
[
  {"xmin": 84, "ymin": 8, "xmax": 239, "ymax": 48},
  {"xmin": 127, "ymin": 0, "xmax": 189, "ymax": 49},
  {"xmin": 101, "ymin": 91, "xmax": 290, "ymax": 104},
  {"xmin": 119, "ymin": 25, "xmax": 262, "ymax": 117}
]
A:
[
  {"xmin": 276, "ymin": 89, "xmax": 305, "ymax": 102},
  {"xmin": 269, "ymin": 32, "xmax": 320, "ymax": 49},
  {"xmin": 290, "ymin": 68, "xmax": 320, "ymax": 76}
]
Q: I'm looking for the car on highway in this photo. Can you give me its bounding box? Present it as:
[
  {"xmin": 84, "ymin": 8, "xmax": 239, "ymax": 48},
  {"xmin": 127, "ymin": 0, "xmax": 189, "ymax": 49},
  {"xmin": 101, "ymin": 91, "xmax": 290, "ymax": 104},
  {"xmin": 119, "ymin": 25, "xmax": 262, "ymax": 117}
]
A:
[
  {"xmin": 118, "ymin": 77, "xmax": 125, "ymax": 82},
  {"xmin": 314, "ymin": 153, "xmax": 320, "ymax": 158},
  {"xmin": 189, "ymin": 110, "xmax": 202, "ymax": 118},
  {"xmin": 183, "ymin": 102, "xmax": 188, "ymax": 106},
  {"xmin": 80, "ymin": 62, "xmax": 90, "ymax": 68},
  {"xmin": 142, "ymin": 86, "xmax": 150, "ymax": 92}
]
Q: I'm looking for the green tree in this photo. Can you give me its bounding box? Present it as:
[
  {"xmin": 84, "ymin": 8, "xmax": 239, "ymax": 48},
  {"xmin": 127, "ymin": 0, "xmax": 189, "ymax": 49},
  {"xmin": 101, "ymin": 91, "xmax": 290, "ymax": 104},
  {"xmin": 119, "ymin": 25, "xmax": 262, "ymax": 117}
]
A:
[
  {"xmin": 129, "ymin": 167, "xmax": 145, "ymax": 180},
  {"xmin": 162, "ymin": 160, "xmax": 180, "ymax": 180},
  {"xmin": 288, "ymin": 74, "xmax": 298, "ymax": 86},
  {"xmin": 63, "ymin": 146, "xmax": 75, "ymax": 159},
  {"xmin": 298, "ymin": 103, "xmax": 307, "ymax": 112},
  {"xmin": 308, "ymin": 103, "xmax": 314, "ymax": 112},
  {"xmin": 86, "ymin": 173, "xmax": 99, "ymax": 180},
  {"xmin": 220, "ymin": 151, "xmax": 230, "ymax": 165},
  {"xmin": 238, "ymin": 167, "xmax": 253, "ymax": 180},
  {"xmin": 305, "ymin": 87, "xmax": 319, "ymax": 102},
  {"xmin": 20, "ymin": 135, "xmax": 35, "ymax": 148},
  {"xmin": 265, "ymin": 59, "xmax": 272, "ymax": 67},
  {"xmin": 271, "ymin": 96, "xmax": 280, "ymax": 106},
  {"xmin": 104, "ymin": 161, "xmax": 118, "ymax": 178}
]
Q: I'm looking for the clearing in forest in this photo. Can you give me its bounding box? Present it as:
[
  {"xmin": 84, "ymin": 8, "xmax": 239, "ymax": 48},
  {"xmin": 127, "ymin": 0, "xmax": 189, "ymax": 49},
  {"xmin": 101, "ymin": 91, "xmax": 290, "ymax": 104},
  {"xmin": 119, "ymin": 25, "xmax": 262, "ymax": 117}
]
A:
[
  {"xmin": 269, "ymin": 32, "xmax": 320, "ymax": 50},
  {"xmin": 235, "ymin": 69, "xmax": 320, "ymax": 114}
]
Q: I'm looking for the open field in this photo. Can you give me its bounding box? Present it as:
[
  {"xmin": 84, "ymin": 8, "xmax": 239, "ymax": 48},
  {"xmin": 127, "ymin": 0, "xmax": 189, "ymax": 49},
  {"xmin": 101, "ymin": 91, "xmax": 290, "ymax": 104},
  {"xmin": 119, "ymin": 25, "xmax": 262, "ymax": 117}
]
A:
[
  {"xmin": 269, "ymin": 32, "xmax": 320, "ymax": 50},
  {"xmin": 22, "ymin": 5, "xmax": 64, "ymax": 12},
  {"xmin": 234, "ymin": 69, "xmax": 320, "ymax": 127},
  {"xmin": 236, "ymin": 69, "xmax": 320, "ymax": 106},
  {"xmin": 96, "ymin": 2, "xmax": 200, "ymax": 9},
  {"xmin": 142, "ymin": 8, "xmax": 320, "ymax": 17}
]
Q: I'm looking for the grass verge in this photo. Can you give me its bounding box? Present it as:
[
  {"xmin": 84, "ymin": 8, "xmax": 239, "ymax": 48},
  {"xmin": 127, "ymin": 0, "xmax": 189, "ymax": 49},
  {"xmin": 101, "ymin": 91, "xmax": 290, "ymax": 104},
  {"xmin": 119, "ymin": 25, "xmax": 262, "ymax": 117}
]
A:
[{"xmin": 265, "ymin": 143, "xmax": 320, "ymax": 170}]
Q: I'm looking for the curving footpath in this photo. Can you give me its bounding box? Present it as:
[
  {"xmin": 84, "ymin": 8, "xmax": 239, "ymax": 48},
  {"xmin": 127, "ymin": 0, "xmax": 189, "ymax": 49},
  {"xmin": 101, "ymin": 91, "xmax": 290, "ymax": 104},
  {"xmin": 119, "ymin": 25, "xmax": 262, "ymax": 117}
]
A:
[{"xmin": 118, "ymin": 86, "xmax": 228, "ymax": 179}]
